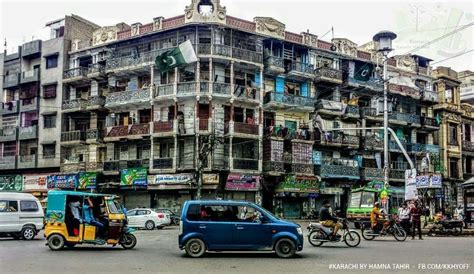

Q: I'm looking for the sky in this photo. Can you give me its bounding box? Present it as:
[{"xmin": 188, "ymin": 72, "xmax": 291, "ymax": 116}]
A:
[{"xmin": 0, "ymin": 0, "xmax": 473, "ymax": 71}]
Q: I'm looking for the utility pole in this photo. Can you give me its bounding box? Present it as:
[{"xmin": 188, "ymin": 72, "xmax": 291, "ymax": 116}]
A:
[{"xmin": 195, "ymin": 134, "xmax": 222, "ymax": 200}]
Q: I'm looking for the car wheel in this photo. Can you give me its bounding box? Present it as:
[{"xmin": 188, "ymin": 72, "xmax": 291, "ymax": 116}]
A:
[
  {"xmin": 185, "ymin": 238, "xmax": 206, "ymax": 258},
  {"xmin": 274, "ymin": 238, "xmax": 296, "ymax": 258},
  {"xmin": 47, "ymin": 234, "xmax": 65, "ymax": 251},
  {"xmin": 145, "ymin": 221, "xmax": 155, "ymax": 230},
  {"xmin": 21, "ymin": 226, "xmax": 36, "ymax": 240}
]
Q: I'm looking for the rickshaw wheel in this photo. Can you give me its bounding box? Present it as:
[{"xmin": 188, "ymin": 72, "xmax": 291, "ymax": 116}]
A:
[
  {"xmin": 48, "ymin": 234, "xmax": 65, "ymax": 251},
  {"xmin": 120, "ymin": 233, "xmax": 137, "ymax": 249}
]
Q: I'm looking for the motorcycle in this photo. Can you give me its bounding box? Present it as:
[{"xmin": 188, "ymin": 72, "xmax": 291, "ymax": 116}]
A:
[
  {"xmin": 361, "ymin": 215, "xmax": 407, "ymax": 241},
  {"xmin": 427, "ymin": 220, "xmax": 463, "ymax": 236},
  {"xmin": 307, "ymin": 218, "xmax": 361, "ymax": 247}
]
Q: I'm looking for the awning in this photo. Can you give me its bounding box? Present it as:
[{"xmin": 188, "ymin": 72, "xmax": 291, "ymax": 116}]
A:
[
  {"xmin": 42, "ymin": 52, "xmax": 59, "ymax": 58},
  {"xmin": 41, "ymin": 81, "xmax": 57, "ymax": 87},
  {"xmin": 462, "ymin": 177, "xmax": 474, "ymax": 188},
  {"xmin": 148, "ymin": 184, "xmax": 195, "ymax": 190}
]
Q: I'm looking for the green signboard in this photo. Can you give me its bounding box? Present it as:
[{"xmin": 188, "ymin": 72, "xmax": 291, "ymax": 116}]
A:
[
  {"xmin": 120, "ymin": 168, "xmax": 147, "ymax": 186},
  {"xmin": 78, "ymin": 172, "xmax": 97, "ymax": 189},
  {"xmin": 275, "ymin": 175, "xmax": 319, "ymax": 193},
  {"xmin": 0, "ymin": 175, "xmax": 23, "ymax": 191}
]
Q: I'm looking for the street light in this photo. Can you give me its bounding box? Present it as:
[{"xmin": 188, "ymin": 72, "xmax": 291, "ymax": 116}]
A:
[{"xmin": 373, "ymin": 31, "xmax": 397, "ymax": 189}]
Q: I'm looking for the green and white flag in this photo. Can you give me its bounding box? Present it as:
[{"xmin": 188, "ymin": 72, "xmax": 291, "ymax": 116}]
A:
[{"xmin": 155, "ymin": 40, "xmax": 198, "ymax": 73}]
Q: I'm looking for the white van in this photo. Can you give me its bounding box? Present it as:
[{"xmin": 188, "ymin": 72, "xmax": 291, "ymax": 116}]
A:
[{"xmin": 0, "ymin": 192, "xmax": 44, "ymax": 240}]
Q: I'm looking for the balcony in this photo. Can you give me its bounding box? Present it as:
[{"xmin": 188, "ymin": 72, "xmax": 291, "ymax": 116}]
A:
[
  {"xmin": 421, "ymin": 116, "xmax": 439, "ymax": 129},
  {"xmin": 389, "ymin": 140, "xmax": 407, "ymax": 152},
  {"xmin": 291, "ymin": 163, "xmax": 314, "ymax": 175},
  {"xmin": 421, "ymin": 91, "xmax": 438, "ymax": 103},
  {"xmin": 155, "ymin": 84, "xmax": 174, "ymax": 98},
  {"xmin": 314, "ymin": 67, "xmax": 343, "ymax": 84},
  {"xmin": 177, "ymin": 82, "xmax": 197, "ymax": 96},
  {"xmin": 319, "ymin": 163, "xmax": 360, "ymax": 180},
  {"xmin": 408, "ymin": 143, "xmax": 440, "ymax": 154},
  {"xmin": 105, "ymin": 49, "xmax": 167, "ymax": 74},
  {"xmin": 463, "ymin": 140, "xmax": 474, "ymax": 152},
  {"xmin": 264, "ymin": 56, "xmax": 285, "ymax": 75},
  {"xmin": 127, "ymin": 158, "xmax": 150, "ymax": 168},
  {"xmin": 286, "ymin": 61, "xmax": 315, "ymax": 80},
  {"xmin": 18, "ymin": 126, "xmax": 38, "ymax": 140},
  {"xmin": 361, "ymin": 107, "xmax": 382, "ymax": 120},
  {"xmin": 263, "ymin": 161, "xmax": 285, "ymax": 175},
  {"xmin": 63, "ymin": 67, "xmax": 90, "ymax": 84},
  {"xmin": 213, "ymin": 82, "xmax": 232, "ymax": 96},
  {"xmin": 0, "ymin": 156, "xmax": 17, "ymax": 169},
  {"xmin": 21, "ymin": 40, "xmax": 41, "ymax": 58},
  {"xmin": 232, "ymin": 47, "xmax": 263, "ymax": 64},
  {"xmin": 389, "ymin": 112, "xmax": 420, "ymax": 126},
  {"xmin": 0, "ymin": 127, "xmax": 17, "ymax": 142},
  {"xmin": 363, "ymin": 167, "xmax": 384, "ymax": 181},
  {"xmin": 17, "ymin": 155, "xmax": 37, "ymax": 169},
  {"xmin": 347, "ymin": 77, "xmax": 383, "ymax": 92},
  {"xmin": 20, "ymin": 97, "xmax": 37, "ymax": 112},
  {"xmin": 104, "ymin": 125, "xmax": 129, "ymax": 141},
  {"xmin": 234, "ymin": 87, "xmax": 260, "ymax": 104},
  {"xmin": 364, "ymin": 135, "xmax": 383, "ymax": 150},
  {"xmin": 152, "ymin": 157, "xmax": 174, "ymax": 171},
  {"xmin": 232, "ymin": 158, "xmax": 259, "ymax": 171},
  {"xmin": 86, "ymin": 129, "xmax": 104, "ymax": 143},
  {"xmin": 200, "ymin": 82, "xmax": 209, "ymax": 94},
  {"xmin": 129, "ymin": 123, "xmax": 150, "ymax": 138},
  {"xmin": 1, "ymin": 101, "xmax": 19, "ymax": 115},
  {"xmin": 87, "ymin": 63, "xmax": 106, "ymax": 80},
  {"xmin": 318, "ymin": 133, "xmax": 360, "ymax": 148},
  {"xmin": 60, "ymin": 162, "xmax": 86, "ymax": 173},
  {"xmin": 86, "ymin": 161, "xmax": 104, "ymax": 172},
  {"xmin": 315, "ymin": 100, "xmax": 350, "ymax": 116},
  {"xmin": 62, "ymin": 98, "xmax": 87, "ymax": 112},
  {"xmin": 226, "ymin": 122, "xmax": 259, "ymax": 138},
  {"xmin": 105, "ymin": 88, "xmax": 150, "ymax": 109},
  {"xmin": 3, "ymin": 73, "xmax": 19, "ymax": 88},
  {"xmin": 197, "ymin": 44, "xmax": 263, "ymax": 64},
  {"xmin": 153, "ymin": 121, "xmax": 175, "ymax": 137},
  {"xmin": 390, "ymin": 162, "xmax": 408, "ymax": 181},
  {"xmin": 61, "ymin": 131, "xmax": 86, "ymax": 144},
  {"xmin": 86, "ymin": 96, "xmax": 106, "ymax": 110},
  {"xmin": 103, "ymin": 160, "xmax": 121, "ymax": 174},
  {"xmin": 20, "ymin": 68, "xmax": 40, "ymax": 84},
  {"xmin": 263, "ymin": 92, "xmax": 314, "ymax": 111}
]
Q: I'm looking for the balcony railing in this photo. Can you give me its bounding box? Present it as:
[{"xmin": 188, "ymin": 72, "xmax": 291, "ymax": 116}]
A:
[
  {"xmin": 0, "ymin": 127, "xmax": 17, "ymax": 142},
  {"xmin": 365, "ymin": 135, "xmax": 383, "ymax": 149},
  {"xmin": 105, "ymin": 88, "xmax": 150, "ymax": 108},
  {"xmin": 232, "ymin": 47, "xmax": 263, "ymax": 63},
  {"xmin": 408, "ymin": 143, "xmax": 440, "ymax": 154},
  {"xmin": 199, "ymin": 119, "xmax": 209, "ymax": 132},
  {"xmin": 86, "ymin": 96, "xmax": 106, "ymax": 109},
  {"xmin": 389, "ymin": 112, "xmax": 420, "ymax": 124},
  {"xmin": 20, "ymin": 97, "xmax": 37, "ymax": 112},
  {"xmin": 86, "ymin": 128, "xmax": 104, "ymax": 141},
  {"xmin": 463, "ymin": 140, "xmax": 474, "ymax": 151},
  {"xmin": 264, "ymin": 56, "xmax": 284, "ymax": 74},
  {"xmin": 60, "ymin": 162, "xmax": 86, "ymax": 173},
  {"xmin": 3, "ymin": 73, "xmax": 19, "ymax": 88},
  {"xmin": 86, "ymin": 161, "xmax": 104, "ymax": 172},
  {"xmin": 196, "ymin": 43, "xmax": 212, "ymax": 55},
  {"xmin": 61, "ymin": 131, "xmax": 86, "ymax": 142},
  {"xmin": 177, "ymin": 82, "xmax": 196, "ymax": 95},
  {"xmin": 20, "ymin": 68, "xmax": 40, "ymax": 84},
  {"xmin": 152, "ymin": 158, "xmax": 174, "ymax": 169},
  {"xmin": 319, "ymin": 133, "xmax": 359, "ymax": 147},
  {"xmin": 17, "ymin": 155, "xmax": 37, "ymax": 169},
  {"xmin": 213, "ymin": 82, "xmax": 231, "ymax": 96},
  {"xmin": 105, "ymin": 48, "xmax": 170, "ymax": 71},
  {"xmin": 129, "ymin": 123, "xmax": 150, "ymax": 136},
  {"xmin": 62, "ymin": 98, "xmax": 87, "ymax": 111},
  {"xmin": 22, "ymin": 40, "xmax": 41, "ymax": 57},
  {"xmin": 389, "ymin": 140, "xmax": 407, "ymax": 151},
  {"xmin": 361, "ymin": 107, "xmax": 379, "ymax": 118},
  {"xmin": 319, "ymin": 164, "xmax": 360, "ymax": 179},
  {"xmin": 287, "ymin": 61, "xmax": 314, "ymax": 75},
  {"xmin": 0, "ymin": 156, "xmax": 17, "ymax": 169},
  {"xmin": 104, "ymin": 160, "xmax": 120, "ymax": 172},
  {"xmin": 87, "ymin": 63, "xmax": 105, "ymax": 75},
  {"xmin": 422, "ymin": 91, "xmax": 438, "ymax": 102},
  {"xmin": 200, "ymin": 82, "xmax": 209, "ymax": 94},
  {"xmin": 314, "ymin": 67, "xmax": 343, "ymax": 82},
  {"xmin": 233, "ymin": 158, "xmax": 258, "ymax": 170},
  {"xmin": 233, "ymin": 122, "xmax": 259, "ymax": 135},
  {"xmin": 63, "ymin": 67, "xmax": 88, "ymax": 79},
  {"xmin": 348, "ymin": 77, "xmax": 383, "ymax": 91},
  {"xmin": 421, "ymin": 116, "xmax": 438, "ymax": 127},
  {"xmin": 263, "ymin": 161, "xmax": 285, "ymax": 173},
  {"xmin": 155, "ymin": 84, "xmax": 174, "ymax": 97},
  {"xmin": 264, "ymin": 92, "xmax": 314, "ymax": 108},
  {"xmin": 363, "ymin": 167, "xmax": 384, "ymax": 180},
  {"xmin": 18, "ymin": 126, "xmax": 38, "ymax": 140},
  {"xmin": 195, "ymin": 43, "xmax": 263, "ymax": 63},
  {"xmin": 234, "ymin": 86, "xmax": 260, "ymax": 101},
  {"xmin": 292, "ymin": 163, "xmax": 314, "ymax": 174},
  {"xmin": 106, "ymin": 126, "xmax": 129, "ymax": 138},
  {"xmin": 154, "ymin": 121, "xmax": 174, "ymax": 134},
  {"xmin": 1, "ymin": 101, "xmax": 19, "ymax": 115},
  {"xmin": 213, "ymin": 44, "xmax": 232, "ymax": 57}
]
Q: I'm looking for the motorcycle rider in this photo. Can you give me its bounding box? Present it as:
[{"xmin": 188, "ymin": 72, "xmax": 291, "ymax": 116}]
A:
[
  {"xmin": 371, "ymin": 202, "xmax": 389, "ymax": 234},
  {"xmin": 319, "ymin": 200, "xmax": 341, "ymax": 240}
]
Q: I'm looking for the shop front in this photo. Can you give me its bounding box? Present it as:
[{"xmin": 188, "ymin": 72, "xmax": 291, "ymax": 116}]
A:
[
  {"xmin": 462, "ymin": 177, "xmax": 474, "ymax": 225},
  {"xmin": 148, "ymin": 173, "xmax": 195, "ymax": 213},
  {"xmin": 416, "ymin": 173, "xmax": 444, "ymax": 213},
  {"xmin": 274, "ymin": 175, "xmax": 320, "ymax": 219},
  {"xmin": 120, "ymin": 167, "xmax": 149, "ymax": 209},
  {"xmin": 22, "ymin": 174, "xmax": 48, "ymax": 205},
  {"xmin": 224, "ymin": 173, "xmax": 261, "ymax": 204},
  {"xmin": 201, "ymin": 173, "xmax": 220, "ymax": 200},
  {"xmin": 0, "ymin": 175, "xmax": 23, "ymax": 192}
]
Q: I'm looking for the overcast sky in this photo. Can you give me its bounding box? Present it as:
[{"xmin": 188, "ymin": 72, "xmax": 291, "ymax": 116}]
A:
[{"xmin": 0, "ymin": 0, "xmax": 472, "ymax": 71}]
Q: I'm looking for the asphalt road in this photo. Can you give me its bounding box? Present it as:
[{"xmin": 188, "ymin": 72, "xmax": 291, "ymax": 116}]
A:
[{"xmin": 0, "ymin": 227, "xmax": 473, "ymax": 274}]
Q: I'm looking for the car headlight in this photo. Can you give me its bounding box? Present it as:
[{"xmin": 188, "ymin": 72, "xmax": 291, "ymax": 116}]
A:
[{"xmin": 297, "ymin": 227, "xmax": 303, "ymax": 235}]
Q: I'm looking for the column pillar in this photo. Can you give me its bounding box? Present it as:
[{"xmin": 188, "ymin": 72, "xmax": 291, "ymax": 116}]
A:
[{"xmin": 209, "ymin": 58, "xmax": 213, "ymax": 94}]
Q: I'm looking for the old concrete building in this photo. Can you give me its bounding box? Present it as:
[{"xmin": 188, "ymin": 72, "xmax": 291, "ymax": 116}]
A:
[{"xmin": 459, "ymin": 70, "xmax": 474, "ymax": 104}]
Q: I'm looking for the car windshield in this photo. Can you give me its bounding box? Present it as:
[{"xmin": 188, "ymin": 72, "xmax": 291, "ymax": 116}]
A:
[{"xmin": 255, "ymin": 204, "xmax": 279, "ymax": 220}]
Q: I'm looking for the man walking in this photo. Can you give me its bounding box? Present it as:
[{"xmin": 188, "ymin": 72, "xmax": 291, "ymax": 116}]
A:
[
  {"xmin": 410, "ymin": 201, "xmax": 423, "ymax": 240},
  {"xmin": 398, "ymin": 202, "xmax": 410, "ymax": 233}
]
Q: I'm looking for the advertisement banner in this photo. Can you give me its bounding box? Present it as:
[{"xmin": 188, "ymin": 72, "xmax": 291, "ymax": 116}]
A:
[
  {"xmin": 120, "ymin": 168, "xmax": 147, "ymax": 186},
  {"xmin": 77, "ymin": 172, "xmax": 97, "ymax": 189},
  {"xmin": 151, "ymin": 174, "xmax": 193, "ymax": 185},
  {"xmin": 0, "ymin": 175, "xmax": 23, "ymax": 191},
  {"xmin": 47, "ymin": 174, "xmax": 77, "ymax": 189},
  {"xmin": 22, "ymin": 174, "xmax": 48, "ymax": 192},
  {"xmin": 275, "ymin": 175, "xmax": 319, "ymax": 193},
  {"xmin": 405, "ymin": 178, "xmax": 418, "ymax": 200},
  {"xmin": 430, "ymin": 174, "xmax": 442, "ymax": 188},
  {"xmin": 416, "ymin": 175, "xmax": 430, "ymax": 188},
  {"xmin": 225, "ymin": 173, "xmax": 260, "ymax": 191},
  {"xmin": 202, "ymin": 174, "xmax": 219, "ymax": 185}
]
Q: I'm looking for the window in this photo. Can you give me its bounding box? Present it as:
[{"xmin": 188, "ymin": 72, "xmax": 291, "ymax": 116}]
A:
[
  {"xmin": 449, "ymin": 124, "xmax": 458, "ymax": 145},
  {"xmin": 449, "ymin": 158, "xmax": 458, "ymax": 178},
  {"xmin": 46, "ymin": 55, "xmax": 58, "ymax": 69},
  {"xmin": 445, "ymin": 88, "xmax": 454, "ymax": 103},
  {"xmin": 127, "ymin": 210, "xmax": 137, "ymax": 216},
  {"xmin": 43, "ymin": 144, "xmax": 56, "ymax": 159},
  {"xmin": 0, "ymin": 201, "xmax": 18, "ymax": 212},
  {"xmin": 43, "ymin": 84, "xmax": 57, "ymax": 98},
  {"xmin": 2, "ymin": 141, "xmax": 17, "ymax": 156},
  {"xmin": 44, "ymin": 114, "xmax": 56, "ymax": 128},
  {"xmin": 20, "ymin": 201, "xmax": 39, "ymax": 212}
]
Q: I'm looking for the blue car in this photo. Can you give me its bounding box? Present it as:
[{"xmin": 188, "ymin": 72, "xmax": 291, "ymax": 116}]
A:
[{"xmin": 178, "ymin": 200, "xmax": 303, "ymax": 258}]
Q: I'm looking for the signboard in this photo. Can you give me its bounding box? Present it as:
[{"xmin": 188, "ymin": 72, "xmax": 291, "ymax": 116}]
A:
[
  {"xmin": 47, "ymin": 174, "xmax": 77, "ymax": 189},
  {"xmin": 202, "ymin": 174, "xmax": 219, "ymax": 185},
  {"xmin": 416, "ymin": 174, "xmax": 442, "ymax": 188},
  {"xmin": 77, "ymin": 172, "xmax": 97, "ymax": 189},
  {"xmin": 275, "ymin": 175, "xmax": 319, "ymax": 193},
  {"xmin": 0, "ymin": 175, "xmax": 23, "ymax": 191},
  {"xmin": 22, "ymin": 174, "xmax": 47, "ymax": 192},
  {"xmin": 430, "ymin": 174, "xmax": 442, "ymax": 188},
  {"xmin": 121, "ymin": 168, "xmax": 147, "ymax": 186},
  {"xmin": 225, "ymin": 173, "xmax": 260, "ymax": 191},
  {"xmin": 405, "ymin": 178, "xmax": 418, "ymax": 200},
  {"xmin": 151, "ymin": 174, "xmax": 193, "ymax": 185}
]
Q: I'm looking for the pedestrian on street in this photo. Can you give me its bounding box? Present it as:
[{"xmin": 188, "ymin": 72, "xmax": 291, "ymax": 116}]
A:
[
  {"xmin": 398, "ymin": 202, "xmax": 411, "ymax": 233},
  {"xmin": 410, "ymin": 201, "xmax": 423, "ymax": 240},
  {"xmin": 422, "ymin": 205, "xmax": 430, "ymax": 228}
]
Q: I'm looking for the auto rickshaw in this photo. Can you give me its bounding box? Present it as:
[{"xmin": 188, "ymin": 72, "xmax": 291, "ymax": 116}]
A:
[{"xmin": 44, "ymin": 190, "xmax": 136, "ymax": 250}]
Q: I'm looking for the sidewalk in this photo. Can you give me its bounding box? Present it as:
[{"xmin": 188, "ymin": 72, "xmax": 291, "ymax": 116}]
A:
[{"xmin": 293, "ymin": 220, "xmax": 474, "ymax": 236}]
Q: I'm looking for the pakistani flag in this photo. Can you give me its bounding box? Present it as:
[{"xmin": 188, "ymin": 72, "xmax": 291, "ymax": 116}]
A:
[
  {"xmin": 155, "ymin": 40, "xmax": 198, "ymax": 73},
  {"xmin": 353, "ymin": 62, "xmax": 373, "ymax": 82}
]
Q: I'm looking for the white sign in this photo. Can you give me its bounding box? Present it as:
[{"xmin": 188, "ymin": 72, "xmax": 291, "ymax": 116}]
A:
[
  {"xmin": 405, "ymin": 178, "xmax": 418, "ymax": 200},
  {"xmin": 152, "ymin": 174, "xmax": 193, "ymax": 185},
  {"xmin": 22, "ymin": 174, "xmax": 48, "ymax": 191}
]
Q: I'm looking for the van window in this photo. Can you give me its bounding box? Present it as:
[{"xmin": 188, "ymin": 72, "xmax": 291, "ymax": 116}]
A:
[
  {"xmin": 237, "ymin": 206, "xmax": 261, "ymax": 222},
  {"xmin": 186, "ymin": 204, "xmax": 201, "ymax": 221},
  {"xmin": 187, "ymin": 204, "xmax": 240, "ymax": 222},
  {"xmin": 0, "ymin": 201, "xmax": 18, "ymax": 212},
  {"xmin": 20, "ymin": 201, "xmax": 39, "ymax": 212}
]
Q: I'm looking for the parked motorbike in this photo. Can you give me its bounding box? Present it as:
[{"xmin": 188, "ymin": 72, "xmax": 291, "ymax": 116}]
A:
[
  {"xmin": 427, "ymin": 220, "xmax": 463, "ymax": 236},
  {"xmin": 361, "ymin": 215, "xmax": 407, "ymax": 241},
  {"xmin": 307, "ymin": 218, "xmax": 361, "ymax": 247}
]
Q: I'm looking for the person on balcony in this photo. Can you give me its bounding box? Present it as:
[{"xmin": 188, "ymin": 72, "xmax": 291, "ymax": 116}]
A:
[{"xmin": 177, "ymin": 111, "xmax": 185, "ymax": 134}]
